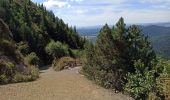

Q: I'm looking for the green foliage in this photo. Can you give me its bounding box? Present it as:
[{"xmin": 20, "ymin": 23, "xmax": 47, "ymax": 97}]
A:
[
  {"xmin": 0, "ymin": 60, "xmax": 15, "ymax": 83},
  {"xmin": 0, "ymin": 74, "xmax": 7, "ymax": 83},
  {"xmin": 0, "ymin": 18, "xmax": 39, "ymax": 84},
  {"xmin": 45, "ymin": 40, "xmax": 69, "ymax": 59},
  {"xmin": 82, "ymin": 18, "xmax": 157, "ymax": 99},
  {"xmin": 0, "ymin": 39, "xmax": 16, "ymax": 57},
  {"xmin": 125, "ymin": 60, "xmax": 156, "ymax": 99},
  {"xmin": 13, "ymin": 65, "xmax": 39, "ymax": 82},
  {"xmin": 0, "ymin": 0, "xmax": 85, "ymax": 84},
  {"xmin": 52, "ymin": 57, "xmax": 75, "ymax": 71},
  {"xmin": 25, "ymin": 52, "xmax": 40, "ymax": 66},
  {"xmin": 82, "ymin": 42, "xmax": 96, "ymax": 80},
  {"xmin": 162, "ymin": 60, "xmax": 170, "ymax": 77},
  {"xmin": 0, "ymin": 57, "xmax": 39, "ymax": 84},
  {"xmin": 17, "ymin": 42, "xmax": 30, "ymax": 56},
  {"xmin": 156, "ymin": 59, "xmax": 170, "ymax": 99},
  {"xmin": 69, "ymin": 49, "xmax": 83, "ymax": 58},
  {"xmin": 0, "ymin": 0, "xmax": 85, "ymax": 65}
]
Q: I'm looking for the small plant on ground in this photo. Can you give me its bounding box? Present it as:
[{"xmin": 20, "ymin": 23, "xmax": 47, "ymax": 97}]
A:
[
  {"xmin": 52, "ymin": 57, "xmax": 75, "ymax": 71},
  {"xmin": 25, "ymin": 52, "xmax": 40, "ymax": 66}
]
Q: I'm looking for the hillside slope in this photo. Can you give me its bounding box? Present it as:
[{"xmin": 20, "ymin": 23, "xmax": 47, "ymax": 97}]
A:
[
  {"xmin": 0, "ymin": 18, "xmax": 39, "ymax": 84},
  {"xmin": 0, "ymin": 0, "xmax": 85, "ymax": 65}
]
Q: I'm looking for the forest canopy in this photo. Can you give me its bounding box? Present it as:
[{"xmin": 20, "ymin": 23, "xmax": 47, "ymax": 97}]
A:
[{"xmin": 0, "ymin": 0, "xmax": 85, "ymax": 65}]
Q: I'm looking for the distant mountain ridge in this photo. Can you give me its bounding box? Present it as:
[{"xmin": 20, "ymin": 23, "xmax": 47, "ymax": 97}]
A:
[
  {"xmin": 77, "ymin": 23, "xmax": 170, "ymax": 59},
  {"xmin": 78, "ymin": 22, "xmax": 170, "ymax": 35},
  {"xmin": 138, "ymin": 22, "xmax": 170, "ymax": 27}
]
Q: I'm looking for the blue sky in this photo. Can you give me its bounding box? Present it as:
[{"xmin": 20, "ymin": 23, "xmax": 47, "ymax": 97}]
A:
[{"xmin": 31, "ymin": 0, "xmax": 170, "ymax": 27}]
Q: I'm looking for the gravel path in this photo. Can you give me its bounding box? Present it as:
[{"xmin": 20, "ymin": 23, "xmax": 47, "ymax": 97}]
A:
[{"xmin": 0, "ymin": 67, "xmax": 132, "ymax": 100}]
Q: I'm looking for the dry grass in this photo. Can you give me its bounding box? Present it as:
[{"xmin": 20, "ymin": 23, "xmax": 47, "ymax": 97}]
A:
[{"xmin": 52, "ymin": 57, "xmax": 76, "ymax": 71}]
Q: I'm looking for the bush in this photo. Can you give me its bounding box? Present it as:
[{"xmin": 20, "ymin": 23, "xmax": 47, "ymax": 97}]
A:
[
  {"xmin": 156, "ymin": 60, "xmax": 170, "ymax": 99},
  {"xmin": 0, "ymin": 56, "xmax": 39, "ymax": 84},
  {"xmin": 82, "ymin": 18, "xmax": 157, "ymax": 99},
  {"xmin": 45, "ymin": 40, "xmax": 69, "ymax": 59},
  {"xmin": 13, "ymin": 65, "xmax": 39, "ymax": 82},
  {"xmin": 13, "ymin": 73, "xmax": 31, "ymax": 82},
  {"xmin": 53, "ymin": 57, "xmax": 75, "ymax": 71},
  {"xmin": 0, "ymin": 60, "xmax": 15, "ymax": 83},
  {"xmin": 125, "ymin": 60, "xmax": 157, "ymax": 99},
  {"xmin": 0, "ymin": 39, "xmax": 17, "ymax": 58},
  {"xmin": 17, "ymin": 42, "xmax": 30, "ymax": 56},
  {"xmin": 81, "ymin": 42, "xmax": 96, "ymax": 79},
  {"xmin": 25, "ymin": 52, "xmax": 40, "ymax": 66},
  {"xmin": 69, "ymin": 49, "xmax": 83, "ymax": 58},
  {"xmin": 29, "ymin": 65, "xmax": 39, "ymax": 80},
  {"xmin": 0, "ymin": 74, "xmax": 7, "ymax": 83},
  {"xmin": 126, "ymin": 59, "xmax": 170, "ymax": 100}
]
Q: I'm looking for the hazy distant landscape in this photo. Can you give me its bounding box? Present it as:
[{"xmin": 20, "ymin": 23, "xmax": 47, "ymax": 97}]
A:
[{"xmin": 78, "ymin": 23, "xmax": 170, "ymax": 59}]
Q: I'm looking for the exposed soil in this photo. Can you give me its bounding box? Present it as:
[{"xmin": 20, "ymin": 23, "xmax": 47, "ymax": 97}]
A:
[{"xmin": 0, "ymin": 67, "xmax": 132, "ymax": 100}]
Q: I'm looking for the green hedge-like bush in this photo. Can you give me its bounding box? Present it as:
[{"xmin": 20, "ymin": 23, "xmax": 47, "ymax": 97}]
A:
[
  {"xmin": 45, "ymin": 41, "xmax": 69, "ymax": 59},
  {"xmin": 69, "ymin": 49, "xmax": 83, "ymax": 58}
]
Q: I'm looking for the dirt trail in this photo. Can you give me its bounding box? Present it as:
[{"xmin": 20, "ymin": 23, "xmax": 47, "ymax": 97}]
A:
[{"xmin": 0, "ymin": 67, "xmax": 132, "ymax": 100}]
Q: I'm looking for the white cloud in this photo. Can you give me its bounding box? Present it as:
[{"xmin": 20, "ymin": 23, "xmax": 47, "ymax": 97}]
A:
[
  {"xmin": 118, "ymin": 10, "xmax": 170, "ymax": 24},
  {"xmin": 70, "ymin": 0, "xmax": 83, "ymax": 2},
  {"xmin": 74, "ymin": 9, "xmax": 88, "ymax": 14},
  {"xmin": 43, "ymin": 0, "xmax": 71, "ymax": 9},
  {"xmin": 140, "ymin": 0, "xmax": 170, "ymax": 3},
  {"xmin": 39, "ymin": 0, "xmax": 170, "ymax": 27},
  {"xmin": 58, "ymin": 7, "xmax": 170, "ymax": 27}
]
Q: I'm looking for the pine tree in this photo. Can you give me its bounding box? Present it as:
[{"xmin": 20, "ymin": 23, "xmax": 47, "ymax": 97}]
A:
[
  {"xmin": 82, "ymin": 18, "xmax": 157, "ymax": 93},
  {"xmin": 95, "ymin": 23, "xmax": 127, "ymax": 90},
  {"xmin": 127, "ymin": 25, "xmax": 156, "ymax": 72},
  {"xmin": 24, "ymin": 0, "xmax": 31, "ymax": 27},
  {"xmin": 114, "ymin": 17, "xmax": 126, "ymax": 39}
]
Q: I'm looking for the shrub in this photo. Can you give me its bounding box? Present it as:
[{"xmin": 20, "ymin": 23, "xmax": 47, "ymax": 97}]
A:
[
  {"xmin": 156, "ymin": 60, "xmax": 170, "ymax": 99},
  {"xmin": 69, "ymin": 49, "xmax": 83, "ymax": 58},
  {"xmin": 13, "ymin": 73, "xmax": 29, "ymax": 82},
  {"xmin": 0, "ymin": 60, "xmax": 15, "ymax": 83},
  {"xmin": 82, "ymin": 18, "xmax": 157, "ymax": 99},
  {"xmin": 81, "ymin": 42, "xmax": 96, "ymax": 79},
  {"xmin": 0, "ymin": 74, "xmax": 7, "ymax": 83},
  {"xmin": 25, "ymin": 52, "xmax": 40, "ymax": 66},
  {"xmin": 17, "ymin": 42, "xmax": 30, "ymax": 56},
  {"xmin": 53, "ymin": 57, "xmax": 75, "ymax": 71},
  {"xmin": 13, "ymin": 66, "xmax": 39, "ymax": 82},
  {"xmin": 125, "ymin": 60, "xmax": 157, "ymax": 99},
  {"xmin": 126, "ymin": 59, "xmax": 170, "ymax": 100},
  {"xmin": 0, "ymin": 39, "xmax": 16, "ymax": 57},
  {"xmin": 0, "ymin": 56, "xmax": 39, "ymax": 84},
  {"xmin": 45, "ymin": 40, "xmax": 69, "ymax": 59},
  {"xmin": 0, "ymin": 39, "xmax": 22, "ymax": 62},
  {"xmin": 29, "ymin": 65, "xmax": 39, "ymax": 80}
]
